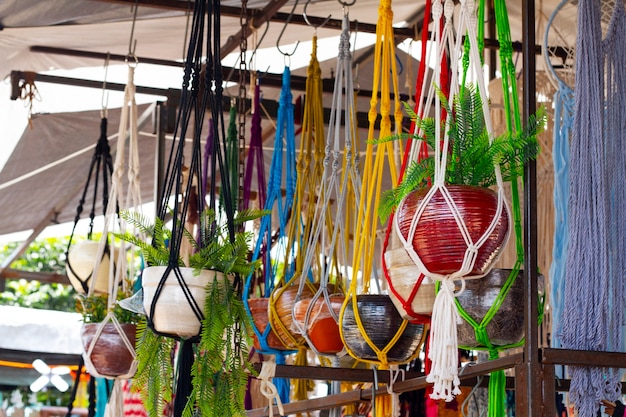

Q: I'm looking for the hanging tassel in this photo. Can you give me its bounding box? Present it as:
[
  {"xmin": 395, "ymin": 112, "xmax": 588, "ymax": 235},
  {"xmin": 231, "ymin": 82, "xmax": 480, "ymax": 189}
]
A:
[
  {"xmin": 172, "ymin": 340, "xmax": 195, "ymax": 417},
  {"xmin": 426, "ymin": 278, "xmax": 462, "ymax": 401},
  {"xmin": 258, "ymin": 358, "xmax": 285, "ymax": 417}
]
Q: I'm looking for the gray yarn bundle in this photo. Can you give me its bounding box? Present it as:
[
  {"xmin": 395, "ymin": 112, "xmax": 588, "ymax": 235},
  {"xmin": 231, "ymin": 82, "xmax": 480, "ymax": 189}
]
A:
[{"xmin": 560, "ymin": 0, "xmax": 626, "ymax": 416}]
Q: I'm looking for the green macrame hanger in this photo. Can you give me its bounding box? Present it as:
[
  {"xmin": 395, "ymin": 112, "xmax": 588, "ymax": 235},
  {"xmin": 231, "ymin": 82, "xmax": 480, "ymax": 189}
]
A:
[{"xmin": 452, "ymin": 1, "xmax": 543, "ymax": 416}]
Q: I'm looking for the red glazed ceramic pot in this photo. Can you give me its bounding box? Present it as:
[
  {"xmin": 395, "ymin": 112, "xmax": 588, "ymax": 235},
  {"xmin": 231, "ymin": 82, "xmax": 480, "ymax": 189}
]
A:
[{"xmin": 395, "ymin": 185, "xmax": 509, "ymax": 277}]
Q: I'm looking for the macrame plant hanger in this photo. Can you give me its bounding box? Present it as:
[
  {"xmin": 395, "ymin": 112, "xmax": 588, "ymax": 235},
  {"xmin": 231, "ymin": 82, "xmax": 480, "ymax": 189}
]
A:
[
  {"xmin": 337, "ymin": 1, "xmax": 426, "ymax": 417},
  {"xmin": 146, "ymin": 1, "xmax": 237, "ymax": 416},
  {"xmin": 543, "ymin": 0, "xmax": 575, "ymax": 352},
  {"xmin": 64, "ymin": 57, "xmax": 116, "ymax": 417},
  {"xmin": 243, "ymin": 3, "xmax": 300, "ymax": 406},
  {"xmin": 392, "ymin": 0, "xmax": 512, "ymax": 401},
  {"xmin": 447, "ymin": 1, "xmax": 540, "ymax": 415},
  {"xmin": 381, "ymin": 0, "xmax": 442, "ymax": 324},
  {"xmin": 559, "ymin": 1, "xmax": 626, "ymax": 416},
  {"xmin": 85, "ymin": 52, "xmax": 143, "ymax": 417},
  {"xmin": 266, "ymin": 9, "xmax": 320, "ymax": 403},
  {"xmin": 291, "ymin": 10, "xmax": 359, "ymax": 417}
]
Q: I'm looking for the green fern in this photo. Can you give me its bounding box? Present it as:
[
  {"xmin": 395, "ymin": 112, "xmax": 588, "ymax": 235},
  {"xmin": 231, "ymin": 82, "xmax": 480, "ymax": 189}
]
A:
[
  {"xmin": 115, "ymin": 207, "xmax": 265, "ymax": 417},
  {"xmin": 376, "ymin": 83, "xmax": 546, "ymax": 221},
  {"xmin": 133, "ymin": 318, "xmax": 175, "ymax": 417}
]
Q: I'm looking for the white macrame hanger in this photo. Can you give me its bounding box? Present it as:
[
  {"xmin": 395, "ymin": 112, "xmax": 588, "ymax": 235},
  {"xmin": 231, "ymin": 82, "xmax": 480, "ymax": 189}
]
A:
[{"xmin": 85, "ymin": 59, "xmax": 141, "ymax": 381}]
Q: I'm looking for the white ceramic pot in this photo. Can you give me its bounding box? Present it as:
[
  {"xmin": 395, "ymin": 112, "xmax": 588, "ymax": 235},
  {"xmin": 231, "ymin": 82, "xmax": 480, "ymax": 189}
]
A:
[
  {"xmin": 142, "ymin": 266, "xmax": 230, "ymax": 338},
  {"xmin": 384, "ymin": 247, "xmax": 436, "ymax": 321},
  {"xmin": 66, "ymin": 240, "xmax": 118, "ymax": 295}
]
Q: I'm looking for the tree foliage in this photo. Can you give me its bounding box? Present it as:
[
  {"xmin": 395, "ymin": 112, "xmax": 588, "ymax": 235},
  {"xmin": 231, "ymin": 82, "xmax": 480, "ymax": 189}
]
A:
[{"xmin": 0, "ymin": 236, "xmax": 76, "ymax": 312}]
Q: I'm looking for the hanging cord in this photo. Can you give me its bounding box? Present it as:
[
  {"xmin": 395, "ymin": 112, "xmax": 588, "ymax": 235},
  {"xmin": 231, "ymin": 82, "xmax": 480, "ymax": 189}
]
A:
[
  {"xmin": 65, "ymin": 358, "xmax": 85, "ymax": 417},
  {"xmin": 82, "ymin": 36, "xmax": 142, "ymax": 383},
  {"xmin": 381, "ymin": 0, "xmax": 437, "ymax": 324},
  {"xmin": 258, "ymin": 358, "xmax": 286, "ymax": 417},
  {"xmin": 65, "ymin": 116, "xmax": 114, "ymax": 294},
  {"xmin": 560, "ymin": 1, "xmax": 626, "ymax": 416}
]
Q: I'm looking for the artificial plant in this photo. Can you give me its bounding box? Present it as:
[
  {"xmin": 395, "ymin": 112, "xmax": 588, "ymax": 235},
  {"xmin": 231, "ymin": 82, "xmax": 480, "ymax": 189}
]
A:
[
  {"xmin": 377, "ymin": 83, "xmax": 546, "ymax": 221},
  {"xmin": 115, "ymin": 207, "xmax": 266, "ymax": 417}
]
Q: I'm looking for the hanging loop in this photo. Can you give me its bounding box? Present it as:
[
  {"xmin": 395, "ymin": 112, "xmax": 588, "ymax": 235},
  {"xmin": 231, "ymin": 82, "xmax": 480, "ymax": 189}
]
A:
[
  {"xmin": 101, "ymin": 53, "xmax": 110, "ymax": 118},
  {"xmin": 303, "ymin": 0, "xmax": 332, "ymax": 31},
  {"xmin": 276, "ymin": 0, "xmax": 301, "ymax": 58}
]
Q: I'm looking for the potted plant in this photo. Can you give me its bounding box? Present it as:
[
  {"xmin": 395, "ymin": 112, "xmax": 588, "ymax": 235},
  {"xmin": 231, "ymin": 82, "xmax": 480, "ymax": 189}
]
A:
[
  {"xmin": 115, "ymin": 207, "xmax": 266, "ymax": 417},
  {"xmin": 379, "ymin": 84, "xmax": 545, "ymax": 275},
  {"xmin": 76, "ymin": 284, "xmax": 141, "ymax": 378}
]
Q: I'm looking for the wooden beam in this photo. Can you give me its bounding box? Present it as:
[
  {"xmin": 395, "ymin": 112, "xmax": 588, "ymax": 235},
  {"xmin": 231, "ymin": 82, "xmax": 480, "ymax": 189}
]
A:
[{"xmin": 0, "ymin": 269, "xmax": 68, "ymax": 284}]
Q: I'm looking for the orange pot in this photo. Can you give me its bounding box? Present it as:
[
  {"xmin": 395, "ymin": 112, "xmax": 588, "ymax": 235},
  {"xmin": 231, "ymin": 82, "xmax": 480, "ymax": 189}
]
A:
[
  {"xmin": 247, "ymin": 297, "xmax": 287, "ymax": 351},
  {"xmin": 396, "ymin": 185, "xmax": 509, "ymax": 277},
  {"xmin": 293, "ymin": 295, "xmax": 344, "ymax": 354},
  {"xmin": 269, "ymin": 284, "xmax": 315, "ymax": 350}
]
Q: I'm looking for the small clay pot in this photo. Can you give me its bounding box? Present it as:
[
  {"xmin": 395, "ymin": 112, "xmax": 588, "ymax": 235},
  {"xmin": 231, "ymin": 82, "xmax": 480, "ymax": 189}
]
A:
[
  {"xmin": 247, "ymin": 297, "xmax": 287, "ymax": 351},
  {"xmin": 81, "ymin": 323, "xmax": 136, "ymax": 378},
  {"xmin": 293, "ymin": 295, "xmax": 344, "ymax": 354},
  {"xmin": 269, "ymin": 284, "xmax": 315, "ymax": 350},
  {"xmin": 341, "ymin": 294, "xmax": 425, "ymax": 363},
  {"xmin": 396, "ymin": 185, "xmax": 510, "ymax": 277}
]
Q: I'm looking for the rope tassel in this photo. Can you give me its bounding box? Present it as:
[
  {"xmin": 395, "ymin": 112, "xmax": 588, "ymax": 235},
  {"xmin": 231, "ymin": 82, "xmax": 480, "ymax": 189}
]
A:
[{"xmin": 425, "ymin": 278, "xmax": 462, "ymax": 401}]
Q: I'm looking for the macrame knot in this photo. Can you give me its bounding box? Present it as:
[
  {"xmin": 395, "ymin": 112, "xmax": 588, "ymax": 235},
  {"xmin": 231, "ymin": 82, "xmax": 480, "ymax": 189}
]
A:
[
  {"xmin": 432, "ymin": 0, "xmax": 443, "ymax": 20},
  {"xmin": 444, "ymin": 0, "xmax": 455, "ymax": 20},
  {"xmin": 258, "ymin": 359, "xmax": 285, "ymax": 417}
]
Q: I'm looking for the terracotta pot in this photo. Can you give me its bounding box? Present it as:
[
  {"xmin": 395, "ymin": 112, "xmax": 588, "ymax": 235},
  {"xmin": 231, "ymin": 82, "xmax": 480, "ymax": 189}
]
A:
[
  {"xmin": 456, "ymin": 269, "xmax": 542, "ymax": 348},
  {"xmin": 142, "ymin": 266, "xmax": 231, "ymax": 338},
  {"xmin": 247, "ymin": 297, "xmax": 287, "ymax": 351},
  {"xmin": 341, "ymin": 294, "xmax": 425, "ymax": 363},
  {"xmin": 66, "ymin": 240, "xmax": 119, "ymax": 295},
  {"xmin": 81, "ymin": 323, "xmax": 136, "ymax": 378},
  {"xmin": 269, "ymin": 284, "xmax": 315, "ymax": 350},
  {"xmin": 396, "ymin": 185, "xmax": 510, "ymax": 277},
  {"xmin": 293, "ymin": 295, "xmax": 344, "ymax": 354},
  {"xmin": 384, "ymin": 247, "xmax": 436, "ymax": 321}
]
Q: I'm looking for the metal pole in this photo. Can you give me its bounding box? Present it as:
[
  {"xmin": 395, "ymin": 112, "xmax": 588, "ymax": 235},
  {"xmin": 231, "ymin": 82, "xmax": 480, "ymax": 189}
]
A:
[{"xmin": 521, "ymin": 0, "xmax": 541, "ymax": 415}]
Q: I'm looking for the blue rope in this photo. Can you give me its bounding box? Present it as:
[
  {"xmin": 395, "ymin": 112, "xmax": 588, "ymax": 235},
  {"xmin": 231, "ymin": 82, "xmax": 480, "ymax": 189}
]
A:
[
  {"xmin": 549, "ymin": 83, "xmax": 573, "ymax": 350},
  {"xmin": 243, "ymin": 65, "xmax": 297, "ymax": 405}
]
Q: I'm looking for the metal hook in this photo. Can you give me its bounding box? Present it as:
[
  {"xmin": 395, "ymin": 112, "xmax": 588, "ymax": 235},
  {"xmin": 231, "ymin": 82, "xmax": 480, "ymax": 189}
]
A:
[
  {"xmin": 276, "ymin": 0, "xmax": 301, "ymax": 58},
  {"xmin": 303, "ymin": 0, "xmax": 332, "ymax": 31},
  {"xmin": 337, "ymin": 0, "xmax": 356, "ymax": 8}
]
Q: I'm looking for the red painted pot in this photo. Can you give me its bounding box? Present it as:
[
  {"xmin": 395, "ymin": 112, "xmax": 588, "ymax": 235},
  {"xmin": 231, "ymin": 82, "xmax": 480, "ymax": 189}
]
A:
[
  {"xmin": 247, "ymin": 297, "xmax": 288, "ymax": 351},
  {"xmin": 293, "ymin": 295, "xmax": 344, "ymax": 354},
  {"xmin": 396, "ymin": 185, "xmax": 509, "ymax": 277},
  {"xmin": 81, "ymin": 323, "xmax": 136, "ymax": 378}
]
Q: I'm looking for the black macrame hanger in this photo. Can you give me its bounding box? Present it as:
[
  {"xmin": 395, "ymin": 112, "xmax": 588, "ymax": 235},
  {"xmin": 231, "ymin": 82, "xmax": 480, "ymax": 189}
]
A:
[
  {"xmin": 146, "ymin": 1, "xmax": 235, "ymax": 415},
  {"xmin": 65, "ymin": 116, "xmax": 115, "ymax": 294}
]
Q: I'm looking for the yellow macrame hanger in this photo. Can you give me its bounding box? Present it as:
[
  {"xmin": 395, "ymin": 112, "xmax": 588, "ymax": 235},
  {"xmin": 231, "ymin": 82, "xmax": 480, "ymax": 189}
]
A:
[{"xmin": 338, "ymin": 0, "xmax": 426, "ymax": 416}]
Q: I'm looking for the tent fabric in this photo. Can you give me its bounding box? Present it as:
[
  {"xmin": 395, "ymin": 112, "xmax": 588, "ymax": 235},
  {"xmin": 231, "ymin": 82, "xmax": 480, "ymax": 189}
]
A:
[
  {"xmin": 0, "ymin": 305, "xmax": 82, "ymax": 387},
  {"xmin": 0, "ymin": 104, "xmax": 156, "ymax": 236}
]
